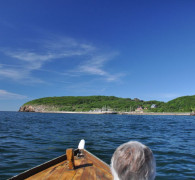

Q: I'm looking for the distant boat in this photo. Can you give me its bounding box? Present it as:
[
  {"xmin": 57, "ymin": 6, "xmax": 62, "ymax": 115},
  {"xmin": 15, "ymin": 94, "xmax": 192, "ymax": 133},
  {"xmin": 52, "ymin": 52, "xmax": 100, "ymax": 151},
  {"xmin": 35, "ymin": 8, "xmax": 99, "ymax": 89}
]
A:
[{"xmin": 9, "ymin": 140, "xmax": 113, "ymax": 180}]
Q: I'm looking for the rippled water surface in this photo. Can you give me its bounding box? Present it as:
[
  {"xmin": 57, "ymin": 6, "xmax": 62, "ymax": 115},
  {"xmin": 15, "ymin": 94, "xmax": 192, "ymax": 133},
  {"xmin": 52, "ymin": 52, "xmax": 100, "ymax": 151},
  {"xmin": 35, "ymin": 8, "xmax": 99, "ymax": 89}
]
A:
[{"xmin": 0, "ymin": 111, "xmax": 195, "ymax": 179}]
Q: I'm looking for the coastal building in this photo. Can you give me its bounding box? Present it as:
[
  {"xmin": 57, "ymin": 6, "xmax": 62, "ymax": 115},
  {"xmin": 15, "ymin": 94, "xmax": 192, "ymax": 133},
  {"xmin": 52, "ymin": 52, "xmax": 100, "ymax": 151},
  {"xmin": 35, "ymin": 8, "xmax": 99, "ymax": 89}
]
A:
[
  {"xmin": 135, "ymin": 106, "xmax": 143, "ymax": 112},
  {"xmin": 151, "ymin": 104, "xmax": 157, "ymax": 108}
]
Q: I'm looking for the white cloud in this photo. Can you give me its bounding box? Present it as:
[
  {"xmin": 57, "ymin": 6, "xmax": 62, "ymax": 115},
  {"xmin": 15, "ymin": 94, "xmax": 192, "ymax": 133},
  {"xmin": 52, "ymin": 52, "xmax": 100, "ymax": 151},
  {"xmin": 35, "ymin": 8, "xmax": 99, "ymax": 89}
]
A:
[
  {"xmin": 0, "ymin": 37, "xmax": 96, "ymax": 80},
  {"xmin": 5, "ymin": 51, "xmax": 53, "ymax": 62},
  {"xmin": 0, "ymin": 65, "xmax": 44, "ymax": 83},
  {"xmin": 43, "ymin": 37, "xmax": 96, "ymax": 54},
  {"xmin": 105, "ymin": 73, "xmax": 124, "ymax": 82},
  {"xmin": 76, "ymin": 53, "xmax": 124, "ymax": 82},
  {"xmin": 0, "ymin": 67, "xmax": 24, "ymax": 80},
  {"xmin": 0, "ymin": 36, "xmax": 124, "ymax": 83},
  {"xmin": 0, "ymin": 89, "xmax": 28, "ymax": 99},
  {"xmin": 4, "ymin": 50, "xmax": 55, "ymax": 70}
]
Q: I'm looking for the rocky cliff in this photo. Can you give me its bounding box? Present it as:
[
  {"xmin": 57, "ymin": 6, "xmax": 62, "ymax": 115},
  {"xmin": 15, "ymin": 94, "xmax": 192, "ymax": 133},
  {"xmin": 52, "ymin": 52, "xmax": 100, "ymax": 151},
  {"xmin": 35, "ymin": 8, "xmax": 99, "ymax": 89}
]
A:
[
  {"xmin": 19, "ymin": 105, "xmax": 48, "ymax": 112},
  {"xmin": 19, "ymin": 105, "xmax": 35, "ymax": 112}
]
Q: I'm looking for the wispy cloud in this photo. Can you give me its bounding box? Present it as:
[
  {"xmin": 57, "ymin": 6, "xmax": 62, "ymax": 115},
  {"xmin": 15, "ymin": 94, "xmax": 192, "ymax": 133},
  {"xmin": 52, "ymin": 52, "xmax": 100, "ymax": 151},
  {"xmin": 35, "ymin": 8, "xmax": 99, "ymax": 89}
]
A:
[
  {"xmin": 4, "ymin": 50, "xmax": 56, "ymax": 70},
  {"xmin": 76, "ymin": 53, "xmax": 124, "ymax": 82},
  {"xmin": 0, "ymin": 36, "xmax": 124, "ymax": 83},
  {"xmin": 0, "ymin": 66, "xmax": 24, "ymax": 80},
  {"xmin": 0, "ymin": 64, "xmax": 44, "ymax": 83},
  {"xmin": 0, "ymin": 89, "xmax": 28, "ymax": 99},
  {"xmin": 0, "ymin": 36, "xmax": 96, "ymax": 82},
  {"xmin": 42, "ymin": 36, "xmax": 96, "ymax": 55},
  {"xmin": 2, "ymin": 38, "xmax": 95, "ymax": 71}
]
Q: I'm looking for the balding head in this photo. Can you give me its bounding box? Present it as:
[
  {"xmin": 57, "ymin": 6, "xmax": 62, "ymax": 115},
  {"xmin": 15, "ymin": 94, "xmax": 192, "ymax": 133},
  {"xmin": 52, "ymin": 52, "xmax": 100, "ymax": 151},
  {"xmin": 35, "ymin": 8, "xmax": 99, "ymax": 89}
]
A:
[{"xmin": 111, "ymin": 141, "xmax": 156, "ymax": 180}]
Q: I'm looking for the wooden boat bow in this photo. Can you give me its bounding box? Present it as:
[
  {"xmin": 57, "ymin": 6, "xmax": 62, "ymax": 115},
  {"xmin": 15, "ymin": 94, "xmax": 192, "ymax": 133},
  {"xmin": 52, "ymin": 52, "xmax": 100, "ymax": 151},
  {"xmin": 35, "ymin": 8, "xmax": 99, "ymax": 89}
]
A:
[{"xmin": 9, "ymin": 148, "xmax": 113, "ymax": 180}]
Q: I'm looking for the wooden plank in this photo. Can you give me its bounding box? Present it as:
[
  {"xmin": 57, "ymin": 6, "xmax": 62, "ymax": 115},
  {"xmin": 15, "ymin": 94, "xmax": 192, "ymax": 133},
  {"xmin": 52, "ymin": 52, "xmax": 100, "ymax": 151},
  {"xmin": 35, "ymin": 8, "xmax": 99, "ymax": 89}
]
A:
[
  {"xmin": 72, "ymin": 168, "xmax": 84, "ymax": 180},
  {"xmin": 26, "ymin": 161, "xmax": 66, "ymax": 180},
  {"xmin": 84, "ymin": 150, "xmax": 111, "ymax": 172},
  {"xmin": 83, "ymin": 150, "xmax": 113, "ymax": 180},
  {"xmin": 60, "ymin": 157, "xmax": 85, "ymax": 180},
  {"xmin": 10, "ymin": 154, "xmax": 67, "ymax": 180}
]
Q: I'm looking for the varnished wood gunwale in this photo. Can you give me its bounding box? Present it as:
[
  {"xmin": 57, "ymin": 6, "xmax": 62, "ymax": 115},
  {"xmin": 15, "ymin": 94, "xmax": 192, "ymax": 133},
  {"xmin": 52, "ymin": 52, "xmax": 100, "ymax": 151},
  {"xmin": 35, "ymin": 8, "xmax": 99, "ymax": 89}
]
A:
[
  {"xmin": 9, "ymin": 149, "xmax": 79, "ymax": 180},
  {"xmin": 9, "ymin": 149, "xmax": 113, "ymax": 180}
]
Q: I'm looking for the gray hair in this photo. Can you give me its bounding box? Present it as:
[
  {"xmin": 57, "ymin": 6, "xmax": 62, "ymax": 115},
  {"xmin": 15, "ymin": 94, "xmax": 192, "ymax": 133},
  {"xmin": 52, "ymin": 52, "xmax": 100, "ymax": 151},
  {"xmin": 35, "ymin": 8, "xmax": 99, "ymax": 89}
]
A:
[{"xmin": 111, "ymin": 141, "xmax": 156, "ymax": 180}]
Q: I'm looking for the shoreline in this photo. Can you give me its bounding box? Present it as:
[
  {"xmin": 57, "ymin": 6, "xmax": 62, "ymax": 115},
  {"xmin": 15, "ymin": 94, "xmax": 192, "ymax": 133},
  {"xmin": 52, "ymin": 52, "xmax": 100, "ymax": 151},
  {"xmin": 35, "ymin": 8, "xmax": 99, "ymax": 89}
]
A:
[{"xmin": 36, "ymin": 111, "xmax": 191, "ymax": 116}]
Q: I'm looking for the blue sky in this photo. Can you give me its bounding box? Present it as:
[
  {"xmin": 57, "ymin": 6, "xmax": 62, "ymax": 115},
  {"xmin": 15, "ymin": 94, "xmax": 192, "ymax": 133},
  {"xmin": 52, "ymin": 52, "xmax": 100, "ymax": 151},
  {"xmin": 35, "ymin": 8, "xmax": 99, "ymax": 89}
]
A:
[{"xmin": 0, "ymin": 0, "xmax": 195, "ymax": 111}]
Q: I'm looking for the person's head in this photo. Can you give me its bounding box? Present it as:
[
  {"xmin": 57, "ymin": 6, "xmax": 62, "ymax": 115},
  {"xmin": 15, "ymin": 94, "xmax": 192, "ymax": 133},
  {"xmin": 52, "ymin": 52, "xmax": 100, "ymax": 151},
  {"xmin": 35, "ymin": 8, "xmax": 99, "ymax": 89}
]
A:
[{"xmin": 111, "ymin": 141, "xmax": 156, "ymax": 180}]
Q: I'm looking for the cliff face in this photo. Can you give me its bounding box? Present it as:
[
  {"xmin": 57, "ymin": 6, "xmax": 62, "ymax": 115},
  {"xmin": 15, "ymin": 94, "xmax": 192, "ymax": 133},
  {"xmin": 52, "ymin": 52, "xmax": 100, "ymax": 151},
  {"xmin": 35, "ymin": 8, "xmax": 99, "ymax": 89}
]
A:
[
  {"xmin": 19, "ymin": 105, "xmax": 35, "ymax": 112},
  {"xmin": 19, "ymin": 105, "xmax": 49, "ymax": 112}
]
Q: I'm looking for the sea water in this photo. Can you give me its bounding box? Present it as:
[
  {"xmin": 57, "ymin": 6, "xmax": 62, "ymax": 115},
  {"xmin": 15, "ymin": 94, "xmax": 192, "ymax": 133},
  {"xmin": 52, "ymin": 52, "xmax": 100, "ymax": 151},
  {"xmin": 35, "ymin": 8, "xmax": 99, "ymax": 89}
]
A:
[{"xmin": 0, "ymin": 111, "xmax": 194, "ymax": 179}]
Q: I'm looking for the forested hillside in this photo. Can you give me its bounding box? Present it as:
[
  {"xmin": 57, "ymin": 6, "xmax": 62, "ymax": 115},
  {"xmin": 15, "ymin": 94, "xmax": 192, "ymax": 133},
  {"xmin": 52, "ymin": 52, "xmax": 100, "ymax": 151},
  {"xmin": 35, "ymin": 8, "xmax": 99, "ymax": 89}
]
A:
[
  {"xmin": 165, "ymin": 95, "xmax": 195, "ymax": 112},
  {"xmin": 21, "ymin": 95, "xmax": 195, "ymax": 112}
]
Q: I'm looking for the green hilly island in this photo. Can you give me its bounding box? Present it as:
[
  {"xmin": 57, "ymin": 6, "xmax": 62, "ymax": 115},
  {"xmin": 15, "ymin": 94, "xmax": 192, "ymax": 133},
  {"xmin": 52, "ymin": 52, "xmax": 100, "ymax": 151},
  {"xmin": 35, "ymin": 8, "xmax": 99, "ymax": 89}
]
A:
[{"xmin": 19, "ymin": 95, "xmax": 195, "ymax": 113}]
